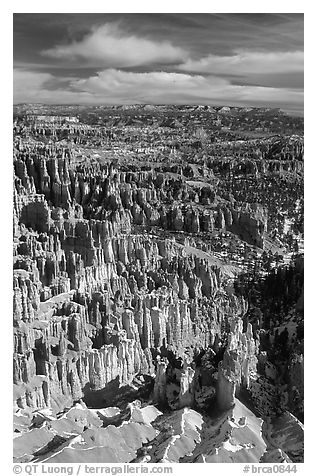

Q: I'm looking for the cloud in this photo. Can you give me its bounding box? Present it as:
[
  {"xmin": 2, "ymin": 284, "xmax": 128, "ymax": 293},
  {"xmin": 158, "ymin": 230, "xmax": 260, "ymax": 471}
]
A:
[
  {"xmin": 14, "ymin": 69, "xmax": 97, "ymax": 104},
  {"xmin": 14, "ymin": 68, "xmax": 303, "ymax": 114},
  {"xmin": 70, "ymin": 69, "xmax": 217, "ymax": 99},
  {"xmin": 70, "ymin": 69, "xmax": 303, "ymax": 110},
  {"xmin": 14, "ymin": 70, "xmax": 53, "ymax": 100},
  {"xmin": 178, "ymin": 50, "xmax": 304, "ymax": 75},
  {"xmin": 41, "ymin": 23, "xmax": 187, "ymax": 68}
]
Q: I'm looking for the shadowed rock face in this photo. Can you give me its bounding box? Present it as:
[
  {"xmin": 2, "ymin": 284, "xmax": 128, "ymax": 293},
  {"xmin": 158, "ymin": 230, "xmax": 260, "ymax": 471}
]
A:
[{"xmin": 13, "ymin": 106, "xmax": 303, "ymax": 463}]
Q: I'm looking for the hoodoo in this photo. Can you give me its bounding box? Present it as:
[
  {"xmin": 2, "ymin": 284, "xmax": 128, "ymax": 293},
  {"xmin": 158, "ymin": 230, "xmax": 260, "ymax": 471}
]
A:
[{"xmin": 13, "ymin": 103, "xmax": 304, "ymax": 463}]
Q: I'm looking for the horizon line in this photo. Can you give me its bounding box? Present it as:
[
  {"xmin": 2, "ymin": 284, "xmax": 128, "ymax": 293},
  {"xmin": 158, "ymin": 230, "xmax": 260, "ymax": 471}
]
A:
[{"xmin": 13, "ymin": 103, "xmax": 304, "ymax": 117}]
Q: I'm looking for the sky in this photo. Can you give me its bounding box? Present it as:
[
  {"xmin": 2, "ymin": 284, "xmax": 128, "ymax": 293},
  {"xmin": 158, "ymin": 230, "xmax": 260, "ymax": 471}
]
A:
[{"xmin": 13, "ymin": 13, "xmax": 304, "ymax": 114}]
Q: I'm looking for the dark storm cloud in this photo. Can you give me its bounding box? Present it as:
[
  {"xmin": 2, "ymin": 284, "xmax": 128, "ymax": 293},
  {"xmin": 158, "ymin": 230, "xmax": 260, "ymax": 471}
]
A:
[{"xmin": 13, "ymin": 13, "xmax": 304, "ymax": 114}]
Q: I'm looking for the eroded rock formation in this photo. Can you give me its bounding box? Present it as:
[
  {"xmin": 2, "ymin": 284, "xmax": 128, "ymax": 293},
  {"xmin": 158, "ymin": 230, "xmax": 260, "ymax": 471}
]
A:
[{"xmin": 13, "ymin": 106, "xmax": 304, "ymax": 463}]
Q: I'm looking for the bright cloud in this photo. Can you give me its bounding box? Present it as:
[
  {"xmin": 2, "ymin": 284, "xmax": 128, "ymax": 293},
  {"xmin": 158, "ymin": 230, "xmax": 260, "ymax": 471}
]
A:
[
  {"xmin": 70, "ymin": 69, "xmax": 303, "ymax": 109},
  {"xmin": 13, "ymin": 68, "xmax": 303, "ymax": 114},
  {"xmin": 14, "ymin": 69, "xmax": 95, "ymax": 104},
  {"xmin": 178, "ymin": 50, "xmax": 304, "ymax": 75},
  {"xmin": 14, "ymin": 70, "xmax": 53, "ymax": 100},
  {"xmin": 70, "ymin": 69, "xmax": 222, "ymax": 98},
  {"xmin": 42, "ymin": 23, "xmax": 187, "ymax": 68}
]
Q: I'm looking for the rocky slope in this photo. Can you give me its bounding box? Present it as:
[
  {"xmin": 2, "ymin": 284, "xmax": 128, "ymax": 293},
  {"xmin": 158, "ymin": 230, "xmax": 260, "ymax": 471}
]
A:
[{"xmin": 13, "ymin": 108, "xmax": 304, "ymax": 463}]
